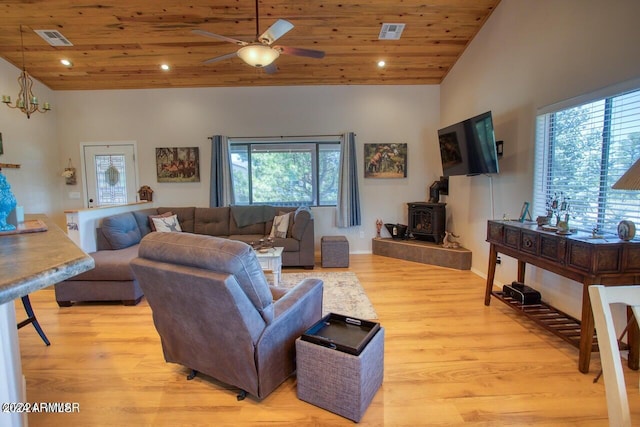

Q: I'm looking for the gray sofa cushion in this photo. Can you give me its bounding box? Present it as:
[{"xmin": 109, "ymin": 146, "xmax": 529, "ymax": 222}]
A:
[
  {"xmin": 229, "ymin": 213, "xmax": 267, "ymax": 235},
  {"xmin": 138, "ymin": 232, "xmax": 275, "ymax": 323},
  {"xmin": 132, "ymin": 208, "xmax": 160, "ymax": 237},
  {"xmin": 71, "ymin": 245, "xmax": 139, "ymax": 281},
  {"xmin": 101, "ymin": 212, "xmax": 142, "ymax": 249},
  {"xmin": 194, "ymin": 207, "xmax": 230, "ymax": 236},
  {"xmin": 158, "ymin": 207, "xmax": 195, "ymax": 233},
  {"xmin": 291, "ymin": 207, "xmax": 312, "ymax": 240},
  {"xmin": 230, "ymin": 205, "xmax": 275, "ymax": 227}
]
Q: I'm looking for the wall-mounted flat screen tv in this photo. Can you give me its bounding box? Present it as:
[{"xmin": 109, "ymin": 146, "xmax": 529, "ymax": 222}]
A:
[{"xmin": 437, "ymin": 111, "xmax": 499, "ymax": 177}]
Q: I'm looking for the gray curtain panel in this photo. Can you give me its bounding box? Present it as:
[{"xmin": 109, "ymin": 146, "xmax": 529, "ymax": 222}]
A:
[
  {"xmin": 337, "ymin": 132, "xmax": 361, "ymax": 227},
  {"xmin": 210, "ymin": 135, "xmax": 233, "ymax": 207}
]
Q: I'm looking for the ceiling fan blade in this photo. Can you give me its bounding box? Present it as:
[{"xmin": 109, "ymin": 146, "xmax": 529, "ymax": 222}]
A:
[
  {"xmin": 277, "ymin": 46, "xmax": 325, "ymax": 59},
  {"xmin": 192, "ymin": 29, "xmax": 248, "ymax": 46},
  {"xmin": 259, "ymin": 19, "xmax": 294, "ymax": 44},
  {"xmin": 263, "ymin": 63, "xmax": 278, "ymax": 74},
  {"xmin": 203, "ymin": 52, "xmax": 238, "ymax": 64}
]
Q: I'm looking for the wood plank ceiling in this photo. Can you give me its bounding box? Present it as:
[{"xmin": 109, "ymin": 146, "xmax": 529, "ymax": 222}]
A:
[{"xmin": 0, "ymin": 0, "xmax": 500, "ymax": 91}]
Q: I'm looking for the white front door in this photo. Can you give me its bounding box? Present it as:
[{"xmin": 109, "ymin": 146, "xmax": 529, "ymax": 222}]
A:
[{"xmin": 83, "ymin": 143, "xmax": 137, "ymax": 208}]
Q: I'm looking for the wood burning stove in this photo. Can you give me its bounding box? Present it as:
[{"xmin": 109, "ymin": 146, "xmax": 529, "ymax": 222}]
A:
[{"xmin": 408, "ymin": 202, "xmax": 446, "ymax": 244}]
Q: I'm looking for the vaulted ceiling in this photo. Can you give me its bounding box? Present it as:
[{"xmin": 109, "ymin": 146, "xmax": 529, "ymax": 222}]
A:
[{"xmin": 0, "ymin": 0, "xmax": 500, "ymax": 91}]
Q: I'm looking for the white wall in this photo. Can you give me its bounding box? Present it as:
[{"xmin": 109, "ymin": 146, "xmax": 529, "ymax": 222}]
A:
[
  {"xmin": 0, "ymin": 59, "xmax": 61, "ymax": 224},
  {"xmin": 440, "ymin": 0, "xmax": 640, "ymax": 317},
  {"xmin": 55, "ymin": 85, "xmax": 441, "ymax": 253}
]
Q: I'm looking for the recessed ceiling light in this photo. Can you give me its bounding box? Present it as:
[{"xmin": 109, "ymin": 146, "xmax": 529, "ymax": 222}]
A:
[
  {"xmin": 60, "ymin": 59, "xmax": 73, "ymax": 67},
  {"xmin": 160, "ymin": 64, "xmax": 170, "ymax": 71},
  {"xmin": 377, "ymin": 60, "xmax": 386, "ymax": 68}
]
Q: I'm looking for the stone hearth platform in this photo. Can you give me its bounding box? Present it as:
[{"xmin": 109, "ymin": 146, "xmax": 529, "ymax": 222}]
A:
[{"xmin": 372, "ymin": 238, "xmax": 471, "ymax": 270}]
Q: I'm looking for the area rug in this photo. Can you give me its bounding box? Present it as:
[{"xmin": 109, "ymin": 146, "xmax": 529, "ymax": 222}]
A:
[{"xmin": 279, "ymin": 272, "xmax": 378, "ymax": 320}]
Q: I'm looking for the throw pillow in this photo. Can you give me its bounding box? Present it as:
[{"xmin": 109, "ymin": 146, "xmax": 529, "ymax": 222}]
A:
[
  {"xmin": 278, "ymin": 210, "xmax": 295, "ymax": 237},
  {"xmin": 269, "ymin": 212, "xmax": 291, "ymax": 239},
  {"xmin": 151, "ymin": 214, "xmax": 183, "ymax": 233},
  {"xmin": 148, "ymin": 211, "xmax": 173, "ymax": 231}
]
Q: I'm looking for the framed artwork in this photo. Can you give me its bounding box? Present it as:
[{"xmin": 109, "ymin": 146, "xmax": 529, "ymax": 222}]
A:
[
  {"xmin": 156, "ymin": 147, "xmax": 200, "ymax": 182},
  {"xmin": 364, "ymin": 143, "xmax": 407, "ymax": 178}
]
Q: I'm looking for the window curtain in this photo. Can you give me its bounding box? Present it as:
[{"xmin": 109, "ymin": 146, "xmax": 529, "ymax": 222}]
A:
[
  {"xmin": 210, "ymin": 135, "xmax": 233, "ymax": 207},
  {"xmin": 336, "ymin": 132, "xmax": 361, "ymax": 227}
]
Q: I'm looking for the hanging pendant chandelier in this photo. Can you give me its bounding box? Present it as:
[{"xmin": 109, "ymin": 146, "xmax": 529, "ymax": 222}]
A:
[{"xmin": 1, "ymin": 25, "xmax": 51, "ymax": 119}]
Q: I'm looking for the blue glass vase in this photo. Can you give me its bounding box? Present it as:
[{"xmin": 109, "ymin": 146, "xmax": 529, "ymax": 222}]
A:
[{"xmin": 0, "ymin": 171, "xmax": 17, "ymax": 231}]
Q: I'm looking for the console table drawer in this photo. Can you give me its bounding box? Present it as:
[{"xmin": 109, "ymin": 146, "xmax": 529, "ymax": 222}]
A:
[
  {"xmin": 520, "ymin": 231, "xmax": 539, "ymax": 255},
  {"xmin": 540, "ymin": 234, "xmax": 566, "ymax": 263},
  {"xmin": 487, "ymin": 221, "xmax": 503, "ymax": 243},
  {"xmin": 567, "ymin": 241, "xmax": 621, "ymax": 274},
  {"xmin": 623, "ymin": 245, "xmax": 640, "ymax": 273},
  {"xmin": 504, "ymin": 227, "xmax": 520, "ymax": 249}
]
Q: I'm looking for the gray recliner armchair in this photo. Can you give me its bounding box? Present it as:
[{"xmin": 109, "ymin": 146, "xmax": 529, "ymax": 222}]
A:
[{"xmin": 130, "ymin": 232, "xmax": 323, "ymax": 400}]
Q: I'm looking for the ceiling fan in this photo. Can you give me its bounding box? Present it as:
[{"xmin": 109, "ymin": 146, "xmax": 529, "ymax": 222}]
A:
[{"xmin": 193, "ymin": 0, "xmax": 325, "ymax": 73}]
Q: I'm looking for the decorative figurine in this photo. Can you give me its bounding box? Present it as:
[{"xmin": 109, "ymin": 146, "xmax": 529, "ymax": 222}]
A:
[
  {"xmin": 375, "ymin": 219, "xmax": 383, "ymax": 238},
  {"xmin": 442, "ymin": 231, "xmax": 460, "ymax": 249}
]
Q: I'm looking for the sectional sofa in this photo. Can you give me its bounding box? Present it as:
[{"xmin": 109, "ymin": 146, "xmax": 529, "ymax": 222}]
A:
[{"xmin": 54, "ymin": 205, "xmax": 314, "ymax": 306}]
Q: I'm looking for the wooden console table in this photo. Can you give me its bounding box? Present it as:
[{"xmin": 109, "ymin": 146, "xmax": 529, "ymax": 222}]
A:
[{"xmin": 484, "ymin": 220, "xmax": 640, "ymax": 373}]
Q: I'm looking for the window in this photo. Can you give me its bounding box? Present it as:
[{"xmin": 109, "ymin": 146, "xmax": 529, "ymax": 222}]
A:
[
  {"xmin": 533, "ymin": 86, "xmax": 640, "ymax": 234},
  {"xmin": 229, "ymin": 137, "xmax": 341, "ymax": 206}
]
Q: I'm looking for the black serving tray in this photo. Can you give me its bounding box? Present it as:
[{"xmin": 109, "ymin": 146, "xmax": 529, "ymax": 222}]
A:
[{"xmin": 301, "ymin": 313, "xmax": 381, "ymax": 355}]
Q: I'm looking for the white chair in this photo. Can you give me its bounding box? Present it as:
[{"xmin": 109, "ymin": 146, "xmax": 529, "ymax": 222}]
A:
[{"xmin": 589, "ymin": 285, "xmax": 640, "ymax": 427}]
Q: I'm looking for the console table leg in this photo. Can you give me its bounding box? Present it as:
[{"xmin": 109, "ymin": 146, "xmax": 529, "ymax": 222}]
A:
[
  {"xmin": 485, "ymin": 245, "xmax": 498, "ymax": 306},
  {"xmin": 627, "ymin": 306, "xmax": 639, "ymax": 370},
  {"xmin": 579, "ymin": 281, "xmax": 595, "ymax": 373},
  {"xmin": 517, "ymin": 261, "xmax": 526, "ymax": 283}
]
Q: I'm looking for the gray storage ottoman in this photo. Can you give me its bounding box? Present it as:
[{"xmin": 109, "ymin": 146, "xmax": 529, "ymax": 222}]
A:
[
  {"xmin": 296, "ymin": 327, "xmax": 384, "ymax": 422},
  {"xmin": 321, "ymin": 235, "xmax": 349, "ymax": 267}
]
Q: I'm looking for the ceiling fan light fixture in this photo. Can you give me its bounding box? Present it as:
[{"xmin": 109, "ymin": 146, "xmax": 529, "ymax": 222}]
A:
[{"xmin": 237, "ymin": 44, "xmax": 280, "ymax": 68}]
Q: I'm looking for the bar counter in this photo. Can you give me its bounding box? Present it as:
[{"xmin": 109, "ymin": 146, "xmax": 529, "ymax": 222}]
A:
[
  {"xmin": 0, "ymin": 215, "xmax": 94, "ymax": 427},
  {"xmin": 0, "ymin": 215, "xmax": 94, "ymax": 304}
]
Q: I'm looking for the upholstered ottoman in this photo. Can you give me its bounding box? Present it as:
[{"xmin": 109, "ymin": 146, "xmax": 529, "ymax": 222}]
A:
[
  {"xmin": 54, "ymin": 245, "xmax": 143, "ymax": 306},
  {"xmin": 296, "ymin": 327, "xmax": 384, "ymax": 422},
  {"xmin": 321, "ymin": 235, "xmax": 349, "ymax": 268}
]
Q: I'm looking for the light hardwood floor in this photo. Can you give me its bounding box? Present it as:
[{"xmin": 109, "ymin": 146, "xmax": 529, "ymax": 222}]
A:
[{"xmin": 15, "ymin": 254, "xmax": 640, "ymax": 426}]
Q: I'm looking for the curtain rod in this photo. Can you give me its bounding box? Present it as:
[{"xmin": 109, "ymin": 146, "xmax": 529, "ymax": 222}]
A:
[{"xmin": 207, "ymin": 133, "xmax": 353, "ymax": 140}]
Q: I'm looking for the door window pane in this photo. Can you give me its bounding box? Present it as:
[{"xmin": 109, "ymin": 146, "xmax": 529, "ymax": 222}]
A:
[{"xmin": 95, "ymin": 155, "xmax": 127, "ymax": 205}]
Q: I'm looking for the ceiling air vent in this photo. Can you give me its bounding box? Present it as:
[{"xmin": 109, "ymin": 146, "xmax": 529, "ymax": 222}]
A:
[
  {"xmin": 34, "ymin": 30, "xmax": 73, "ymax": 47},
  {"xmin": 378, "ymin": 23, "xmax": 405, "ymax": 40}
]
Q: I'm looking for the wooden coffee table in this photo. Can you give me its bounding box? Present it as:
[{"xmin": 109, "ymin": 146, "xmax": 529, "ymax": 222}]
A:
[{"xmin": 255, "ymin": 247, "xmax": 284, "ymax": 286}]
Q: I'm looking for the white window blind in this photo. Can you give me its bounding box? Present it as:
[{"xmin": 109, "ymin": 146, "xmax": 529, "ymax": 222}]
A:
[{"xmin": 533, "ymin": 87, "xmax": 640, "ymax": 234}]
